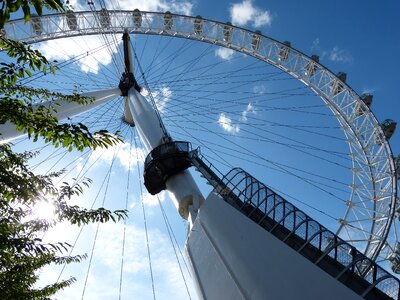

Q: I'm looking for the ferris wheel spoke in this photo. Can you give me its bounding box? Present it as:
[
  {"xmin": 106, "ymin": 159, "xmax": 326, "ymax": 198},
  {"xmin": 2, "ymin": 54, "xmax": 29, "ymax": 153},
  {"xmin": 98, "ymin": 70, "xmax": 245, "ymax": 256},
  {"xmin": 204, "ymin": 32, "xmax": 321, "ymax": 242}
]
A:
[
  {"xmin": 168, "ymin": 120, "xmax": 350, "ymax": 168},
  {"xmin": 163, "ymin": 98, "xmax": 351, "ymax": 174},
  {"xmin": 171, "ymin": 125, "xmax": 350, "ymax": 189},
  {"xmin": 174, "ymin": 116, "xmax": 350, "ymax": 204}
]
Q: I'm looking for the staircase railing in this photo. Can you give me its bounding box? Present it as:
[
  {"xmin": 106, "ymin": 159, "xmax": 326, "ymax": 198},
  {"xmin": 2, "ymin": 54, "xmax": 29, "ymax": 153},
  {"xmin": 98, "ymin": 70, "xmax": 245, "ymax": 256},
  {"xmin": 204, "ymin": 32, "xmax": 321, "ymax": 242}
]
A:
[{"xmin": 190, "ymin": 150, "xmax": 400, "ymax": 300}]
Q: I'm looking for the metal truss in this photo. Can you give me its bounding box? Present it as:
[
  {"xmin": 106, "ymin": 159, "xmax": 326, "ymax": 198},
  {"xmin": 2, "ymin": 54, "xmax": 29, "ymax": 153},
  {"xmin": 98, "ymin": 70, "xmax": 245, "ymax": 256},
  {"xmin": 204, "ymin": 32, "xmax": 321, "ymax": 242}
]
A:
[{"xmin": 2, "ymin": 9, "xmax": 397, "ymax": 263}]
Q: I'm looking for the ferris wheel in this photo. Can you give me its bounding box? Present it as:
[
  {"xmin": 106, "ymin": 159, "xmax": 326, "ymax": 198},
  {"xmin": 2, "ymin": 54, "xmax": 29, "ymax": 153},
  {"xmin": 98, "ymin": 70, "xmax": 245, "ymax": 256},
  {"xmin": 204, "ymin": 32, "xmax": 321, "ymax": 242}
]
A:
[{"xmin": 2, "ymin": 8, "xmax": 399, "ymax": 298}]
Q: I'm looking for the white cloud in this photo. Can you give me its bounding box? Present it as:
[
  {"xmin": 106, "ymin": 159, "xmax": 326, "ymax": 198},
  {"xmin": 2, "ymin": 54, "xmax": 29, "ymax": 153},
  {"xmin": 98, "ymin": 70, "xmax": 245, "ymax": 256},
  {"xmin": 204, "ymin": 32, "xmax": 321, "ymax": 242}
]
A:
[
  {"xmin": 142, "ymin": 85, "xmax": 172, "ymax": 112},
  {"xmin": 142, "ymin": 190, "xmax": 166, "ymax": 206},
  {"xmin": 311, "ymin": 38, "xmax": 320, "ymax": 51},
  {"xmin": 88, "ymin": 142, "xmax": 145, "ymax": 170},
  {"xmin": 108, "ymin": 0, "xmax": 193, "ymax": 15},
  {"xmin": 42, "ymin": 220, "xmax": 82, "ymax": 244},
  {"xmin": 76, "ymin": 157, "xmax": 84, "ymax": 173},
  {"xmin": 95, "ymin": 223, "xmax": 195, "ymax": 299},
  {"xmin": 218, "ymin": 113, "xmax": 240, "ymax": 133},
  {"xmin": 312, "ymin": 39, "xmax": 353, "ymax": 65},
  {"xmin": 240, "ymin": 102, "xmax": 256, "ymax": 122},
  {"xmin": 218, "ymin": 103, "xmax": 256, "ymax": 133},
  {"xmin": 215, "ymin": 48, "xmax": 235, "ymax": 61},
  {"xmin": 37, "ymin": 1, "xmax": 194, "ymax": 73},
  {"xmin": 66, "ymin": 0, "xmax": 84, "ymax": 10},
  {"xmin": 327, "ymin": 46, "xmax": 353, "ymax": 63},
  {"xmin": 361, "ymin": 87, "xmax": 377, "ymax": 94},
  {"xmin": 230, "ymin": 0, "xmax": 272, "ymax": 27},
  {"xmin": 253, "ymin": 84, "xmax": 267, "ymax": 94},
  {"xmin": 253, "ymin": 11, "xmax": 272, "ymax": 27},
  {"xmin": 69, "ymin": 0, "xmax": 193, "ymax": 15},
  {"xmin": 42, "ymin": 221, "xmax": 195, "ymax": 300},
  {"xmin": 37, "ymin": 35, "xmax": 120, "ymax": 74}
]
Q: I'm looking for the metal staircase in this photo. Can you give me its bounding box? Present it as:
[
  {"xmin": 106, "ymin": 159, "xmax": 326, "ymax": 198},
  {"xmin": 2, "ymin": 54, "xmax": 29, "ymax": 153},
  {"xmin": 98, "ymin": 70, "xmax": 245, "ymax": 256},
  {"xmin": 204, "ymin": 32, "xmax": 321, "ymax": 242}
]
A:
[{"xmin": 190, "ymin": 148, "xmax": 400, "ymax": 300}]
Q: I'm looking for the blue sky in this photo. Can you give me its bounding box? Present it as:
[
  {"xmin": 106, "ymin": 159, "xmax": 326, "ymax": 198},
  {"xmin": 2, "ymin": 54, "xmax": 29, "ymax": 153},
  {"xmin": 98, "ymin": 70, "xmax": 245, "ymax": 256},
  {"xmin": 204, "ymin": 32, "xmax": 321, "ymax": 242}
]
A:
[{"xmin": 3, "ymin": 0, "xmax": 400, "ymax": 299}]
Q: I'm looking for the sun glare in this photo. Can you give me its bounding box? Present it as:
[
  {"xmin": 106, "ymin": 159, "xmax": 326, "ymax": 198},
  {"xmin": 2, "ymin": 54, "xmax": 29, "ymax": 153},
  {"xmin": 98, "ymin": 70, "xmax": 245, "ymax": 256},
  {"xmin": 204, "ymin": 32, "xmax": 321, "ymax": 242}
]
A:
[{"xmin": 31, "ymin": 200, "xmax": 56, "ymax": 221}]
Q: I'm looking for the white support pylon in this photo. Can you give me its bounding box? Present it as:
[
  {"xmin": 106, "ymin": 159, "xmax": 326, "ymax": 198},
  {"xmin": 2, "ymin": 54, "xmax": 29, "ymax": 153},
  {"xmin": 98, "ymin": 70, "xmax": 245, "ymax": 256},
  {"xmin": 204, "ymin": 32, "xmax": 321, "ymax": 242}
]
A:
[
  {"xmin": 123, "ymin": 30, "xmax": 204, "ymax": 221},
  {"xmin": 0, "ymin": 87, "xmax": 121, "ymax": 144},
  {"xmin": 126, "ymin": 88, "xmax": 204, "ymax": 221}
]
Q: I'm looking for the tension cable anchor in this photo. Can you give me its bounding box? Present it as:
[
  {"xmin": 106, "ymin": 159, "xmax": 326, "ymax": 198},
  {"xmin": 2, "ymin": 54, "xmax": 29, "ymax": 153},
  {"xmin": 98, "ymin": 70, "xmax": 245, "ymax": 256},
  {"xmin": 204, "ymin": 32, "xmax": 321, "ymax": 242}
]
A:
[{"xmin": 118, "ymin": 71, "xmax": 142, "ymax": 96}]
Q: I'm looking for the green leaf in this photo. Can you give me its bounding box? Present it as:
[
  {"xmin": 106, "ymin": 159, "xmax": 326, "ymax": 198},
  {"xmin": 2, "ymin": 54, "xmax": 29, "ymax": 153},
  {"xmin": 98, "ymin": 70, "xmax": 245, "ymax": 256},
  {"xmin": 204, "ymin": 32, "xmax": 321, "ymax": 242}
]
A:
[
  {"xmin": 0, "ymin": 5, "xmax": 126, "ymax": 298},
  {"xmin": 22, "ymin": 6, "xmax": 31, "ymax": 22},
  {"xmin": 33, "ymin": 0, "xmax": 43, "ymax": 16}
]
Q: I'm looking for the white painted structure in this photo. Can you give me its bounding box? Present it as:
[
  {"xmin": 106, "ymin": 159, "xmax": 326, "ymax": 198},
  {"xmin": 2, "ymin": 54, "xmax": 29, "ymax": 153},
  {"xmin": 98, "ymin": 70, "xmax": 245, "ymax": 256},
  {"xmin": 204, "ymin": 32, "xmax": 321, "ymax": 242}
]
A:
[
  {"xmin": 125, "ymin": 89, "xmax": 204, "ymax": 220},
  {"xmin": 0, "ymin": 88, "xmax": 120, "ymax": 144},
  {"xmin": 186, "ymin": 193, "xmax": 362, "ymax": 300}
]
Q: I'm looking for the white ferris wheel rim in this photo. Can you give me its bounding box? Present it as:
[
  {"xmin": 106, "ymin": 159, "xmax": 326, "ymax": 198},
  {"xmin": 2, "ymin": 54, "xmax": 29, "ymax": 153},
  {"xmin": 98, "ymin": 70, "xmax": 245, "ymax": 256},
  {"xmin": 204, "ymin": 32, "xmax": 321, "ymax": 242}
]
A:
[{"xmin": 2, "ymin": 9, "xmax": 398, "ymax": 264}]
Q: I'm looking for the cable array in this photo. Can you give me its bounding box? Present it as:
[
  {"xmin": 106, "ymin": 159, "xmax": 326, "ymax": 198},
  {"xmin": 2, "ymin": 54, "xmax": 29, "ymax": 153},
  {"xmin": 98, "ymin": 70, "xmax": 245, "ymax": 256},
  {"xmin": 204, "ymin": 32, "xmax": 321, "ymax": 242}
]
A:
[{"xmin": 4, "ymin": 21, "xmax": 383, "ymax": 297}]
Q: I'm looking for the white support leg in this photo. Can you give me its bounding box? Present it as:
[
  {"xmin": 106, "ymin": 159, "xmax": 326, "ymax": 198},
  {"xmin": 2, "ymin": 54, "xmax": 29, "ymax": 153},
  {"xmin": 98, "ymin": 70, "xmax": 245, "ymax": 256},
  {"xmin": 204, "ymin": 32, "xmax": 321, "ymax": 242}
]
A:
[
  {"xmin": 126, "ymin": 89, "xmax": 204, "ymax": 220},
  {"xmin": 0, "ymin": 87, "xmax": 121, "ymax": 143}
]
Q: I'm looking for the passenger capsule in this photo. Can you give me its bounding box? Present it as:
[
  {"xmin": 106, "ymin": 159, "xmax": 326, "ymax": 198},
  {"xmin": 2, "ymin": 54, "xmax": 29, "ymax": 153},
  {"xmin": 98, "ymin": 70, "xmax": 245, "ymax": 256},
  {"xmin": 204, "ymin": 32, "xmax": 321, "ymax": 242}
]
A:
[
  {"xmin": 389, "ymin": 242, "xmax": 400, "ymax": 274},
  {"xmin": 223, "ymin": 22, "xmax": 233, "ymax": 43},
  {"xmin": 100, "ymin": 8, "xmax": 111, "ymax": 28},
  {"xmin": 357, "ymin": 93, "xmax": 373, "ymax": 115},
  {"xmin": 133, "ymin": 9, "xmax": 142, "ymax": 28},
  {"xmin": 305, "ymin": 55, "xmax": 319, "ymax": 76},
  {"xmin": 331, "ymin": 72, "xmax": 347, "ymax": 95},
  {"xmin": 164, "ymin": 11, "xmax": 173, "ymax": 30},
  {"xmin": 31, "ymin": 14, "xmax": 43, "ymax": 35},
  {"xmin": 361, "ymin": 93, "xmax": 373, "ymax": 107},
  {"xmin": 251, "ymin": 30, "xmax": 262, "ymax": 51},
  {"xmin": 194, "ymin": 15, "xmax": 203, "ymax": 35},
  {"xmin": 278, "ymin": 41, "xmax": 291, "ymax": 61},
  {"xmin": 381, "ymin": 119, "xmax": 397, "ymax": 141},
  {"xmin": 66, "ymin": 11, "xmax": 78, "ymax": 30}
]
